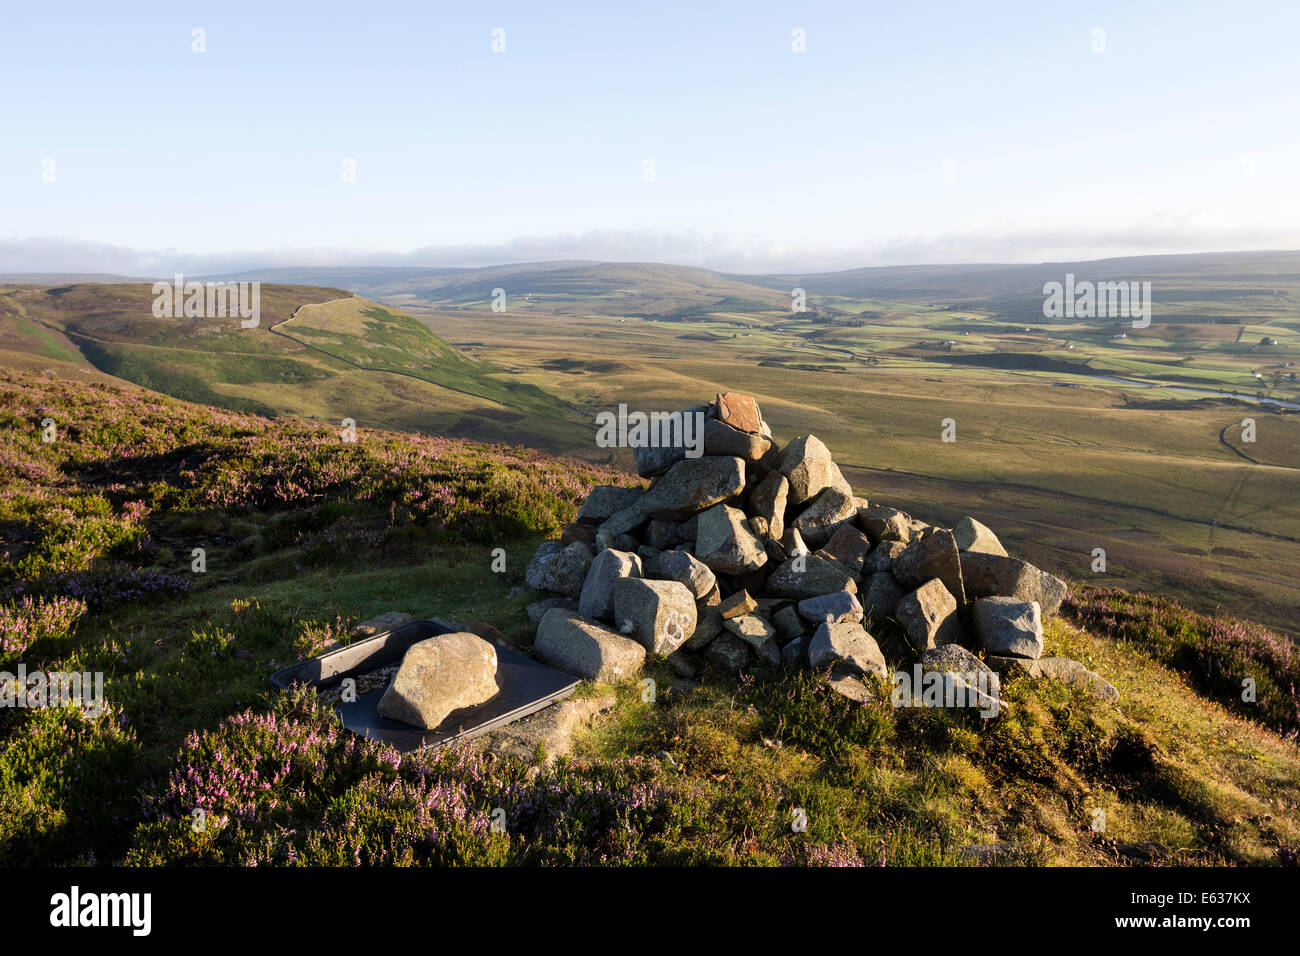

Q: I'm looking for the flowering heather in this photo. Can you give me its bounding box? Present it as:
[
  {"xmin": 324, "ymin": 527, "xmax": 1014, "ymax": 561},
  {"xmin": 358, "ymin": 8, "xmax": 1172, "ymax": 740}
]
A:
[
  {"xmin": 1067, "ymin": 587, "xmax": 1299, "ymax": 738},
  {"xmin": 0, "ymin": 594, "xmax": 87, "ymax": 663}
]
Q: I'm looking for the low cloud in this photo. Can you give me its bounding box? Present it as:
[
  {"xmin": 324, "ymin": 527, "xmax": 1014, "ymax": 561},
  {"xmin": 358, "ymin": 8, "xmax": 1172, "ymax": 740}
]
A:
[{"xmin": 2, "ymin": 223, "xmax": 1298, "ymax": 278}]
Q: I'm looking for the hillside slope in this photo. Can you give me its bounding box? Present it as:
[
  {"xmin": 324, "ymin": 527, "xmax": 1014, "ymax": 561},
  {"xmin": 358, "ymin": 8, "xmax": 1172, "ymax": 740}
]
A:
[{"xmin": 0, "ymin": 370, "xmax": 1295, "ymax": 867}]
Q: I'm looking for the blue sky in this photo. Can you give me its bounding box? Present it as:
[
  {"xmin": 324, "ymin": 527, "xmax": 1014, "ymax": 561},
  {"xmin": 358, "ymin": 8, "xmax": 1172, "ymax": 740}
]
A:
[{"xmin": 2, "ymin": 0, "xmax": 1298, "ymax": 273}]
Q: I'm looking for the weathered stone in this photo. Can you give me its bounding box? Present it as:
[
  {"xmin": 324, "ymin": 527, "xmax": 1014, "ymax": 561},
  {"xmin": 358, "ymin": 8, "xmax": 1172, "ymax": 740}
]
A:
[
  {"xmin": 719, "ymin": 589, "xmax": 757, "ymax": 619},
  {"xmin": 780, "ymin": 636, "xmax": 808, "ymax": 669},
  {"xmin": 351, "ymin": 611, "xmax": 413, "ymax": 638},
  {"xmin": 724, "ymin": 614, "xmax": 780, "ymax": 667},
  {"xmin": 892, "ymin": 530, "xmax": 966, "ymax": 603},
  {"xmin": 826, "ymin": 667, "xmax": 873, "ymax": 703},
  {"xmin": 666, "ymin": 650, "xmax": 699, "ymax": 679},
  {"xmin": 796, "ymin": 591, "xmax": 864, "ymax": 625},
  {"xmin": 990, "ymin": 656, "xmax": 1119, "ymax": 703},
  {"xmin": 594, "ymin": 505, "xmax": 646, "ymax": 547},
  {"xmin": 682, "ymin": 601, "xmax": 723, "ymax": 651},
  {"xmin": 711, "ymin": 391, "xmax": 764, "ymax": 434},
  {"xmin": 959, "ymin": 553, "xmax": 1067, "ymax": 616},
  {"xmin": 526, "ymin": 595, "xmax": 576, "ymax": 626},
  {"xmin": 695, "ymin": 503, "xmax": 769, "ymax": 575},
  {"xmin": 808, "ymin": 621, "xmax": 887, "ymax": 679},
  {"xmin": 676, "ymin": 514, "xmax": 699, "ymax": 542},
  {"xmin": 560, "ymin": 522, "xmax": 599, "ymax": 548},
  {"xmin": 747, "ymin": 470, "xmax": 789, "ymax": 541},
  {"xmin": 862, "ymin": 540, "xmax": 906, "ymax": 573},
  {"xmin": 577, "ymin": 548, "xmax": 642, "ymax": 623},
  {"xmin": 777, "ymin": 435, "xmax": 849, "ymax": 507},
  {"xmin": 895, "ymin": 578, "xmax": 964, "ymax": 653},
  {"xmin": 656, "ymin": 549, "xmax": 717, "ymax": 600},
  {"xmin": 613, "ymin": 578, "xmax": 698, "ymax": 655},
  {"xmin": 856, "ymin": 504, "xmax": 912, "ymax": 544},
  {"xmin": 635, "ymin": 545, "xmax": 662, "ymax": 576},
  {"xmin": 953, "ymin": 517, "xmax": 1008, "ymax": 556},
  {"xmin": 973, "ymin": 597, "xmax": 1043, "ymax": 659},
  {"xmin": 860, "ymin": 571, "xmax": 905, "ymax": 623},
  {"xmin": 705, "ymin": 633, "xmax": 753, "ymax": 672},
  {"xmin": 577, "ymin": 485, "xmax": 644, "ymax": 524},
  {"xmin": 639, "ymin": 456, "xmax": 746, "ymax": 520},
  {"xmin": 791, "ymin": 487, "xmax": 858, "ymax": 550},
  {"xmin": 703, "ymin": 418, "xmax": 771, "ymax": 460},
  {"xmin": 821, "ymin": 525, "xmax": 873, "ymax": 574},
  {"xmin": 477, "ymin": 693, "xmax": 616, "ymax": 766},
  {"xmin": 526, "ymin": 541, "xmax": 592, "ymax": 599},
  {"xmin": 628, "ymin": 405, "xmax": 709, "ymax": 478},
  {"xmin": 644, "ymin": 520, "xmax": 681, "ymax": 551},
  {"xmin": 767, "ymin": 555, "xmax": 858, "ymax": 600},
  {"xmin": 377, "ymin": 632, "xmax": 499, "ymax": 730},
  {"xmin": 533, "ymin": 609, "xmax": 645, "ymax": 682},
  {"xmin": 919, "ymin": 644, "xmax": 1001, "ymax": 703},
  {"xmin": 773, "ymin": 604, "xmax": 806, "ymax": 643}
]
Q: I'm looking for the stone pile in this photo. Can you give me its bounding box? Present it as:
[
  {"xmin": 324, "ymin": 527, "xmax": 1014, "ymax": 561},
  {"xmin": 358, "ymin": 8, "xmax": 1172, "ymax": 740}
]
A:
[{"xmin": 525, "ymin": 392, "xmax": 1117, "ymax": 707}]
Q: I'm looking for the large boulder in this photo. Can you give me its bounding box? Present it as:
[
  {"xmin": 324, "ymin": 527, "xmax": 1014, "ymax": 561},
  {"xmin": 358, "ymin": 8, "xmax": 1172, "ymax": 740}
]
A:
[
  {"xmin": 973, "ymin": 597, "xmax": 1044, "ymax": 659},
  {"xmin": 656, "ymin": 549, "xmax": 717, "ymax": 600},
  {"xmin": 796, "ymin": 591, "xmax": 864, "ymax": 625},
  {"xmin": 808, "ymin": 621, "xmax": 887, "ymax": 679},
  {"xmin": 723, "ymin": 614, "xmax": 780, "ymax": 667},
  {"xmin": 952, "ymin": 517, "xmax": 1007, "ymax": 556},
  {"xmin": 377, "ymin": 632, "xmax": 499, "ymax": 730},
  {"xmin": 860, "ymin": 571, "xmax": 905, "ymax": 624},
  {"xmin": 525, "ymin": 541, "xmax": 593, "ymax": 599},
  {"xmin": 892, "ymin": 530, "xmax": 966, "ymax": 603},
  {"xmin": 790, "ymin": 487, "xmax": 857, "ymax": 550},
  {"xmin": 613, "ymin": 578, "xmax": 698, "ymax": 655},
  {"xmin": 695, "ymin": 503, "xmax": 769, "ymax": 575},
  {"xmin": 777, "ymin": 435, "xmax": 852, "ymax": 507},
  {"xmin": 533, "ymin": 609, "xmax": 646, "ymax": 682},
  {"xmin": 959, "ymin": 553, "xmax": 1067, "ymax": 616},
  {"xmin": 895, "ymin": 578, "xmax": 964, "ymax": 653},
  {"xmin": 639, "ymin": 456, "xmax": 746, "ymax": 520},
  {"xmin": 856, "ymin": 504, "xmax": 912, "ymax": 544},
  {"xmin": 766, "ymin": 555, "xmax": 858, "ymax": 600},
  {"xmin": 820, "ymin": 525, "xmax": 873, "ymax": 574},
  {"xmin": 578, "ymin": 548, "xmax": 643, "ymax": 622},
  {"xmin": 748, "ymin": 470, "xmax": 789, "ymax": 541}
]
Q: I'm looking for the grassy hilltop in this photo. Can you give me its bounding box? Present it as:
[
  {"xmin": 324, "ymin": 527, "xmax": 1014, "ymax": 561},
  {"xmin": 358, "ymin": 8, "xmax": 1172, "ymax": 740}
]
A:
[{"xmin": 0, "ymin": 370, "xmax": 1296, "ymax": 867}]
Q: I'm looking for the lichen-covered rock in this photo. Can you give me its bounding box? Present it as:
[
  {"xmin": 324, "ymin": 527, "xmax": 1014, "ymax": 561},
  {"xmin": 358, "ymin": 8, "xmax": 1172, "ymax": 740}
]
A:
[
  {"xmin": 973, "ymin": 597, "xmax": 1044, "ymax": 659},
  {"xmin": 960, "ymin": 553, "xmax": 1067, "ymax": 616},
  {"xmin": 773, "ymin": 604, "xmax": 806, "ymax": 643},
  {"xmin": 862, "ymin": 540, "xmax": 905, "ymax": 573},
  {"xmin": 892, "ymin": 530, "xmax": 966, "ymax": 603},
  {"xmin": 377, "ymin": 632, "xmax": 499, "ymax": 730},
  {"xmin": 767, "ymin": 555, "xmax": 858, "ymax": 600},
  {"xmin": 533, "ymin": 609, "xmax": 646, "ymax": 682},
  {"xmin": 895, "ymin": 578, "xmax": 965, "ymax": 653},
  {"xmin": 578, "ymin": 548, "xmax": 643, "ymax": 623},
  {"xmin": 639, "ymin": 456, "xmax": 746, "ymax": 520},
  {"xmin": 525, "ymin": 541, "xmax": 593, "ymax": 599},
  {"xmin": 613, "ymin": 577, "xmax": 698, "ymax": 655},
  {"xmin": 777, "ymin": 435, "xmax": 851, "ymax": 507},
  {"xmin": 719, "ymin": 589, "xmax": 758, "ymax": 619},
  {"xmin": 526, "ymin": 595, "xmax": 576, "ymax": 626},
  {"xmin": 808, "ymin": 621, "xmax": 887, "ymax": 678},
  {"xmin": 820, "ymin": 524, "xmax": 873, "ymax": 574},
  {"xmin": 856, "ymin": 504, "xmax": 912, "ymax": 544},
  {"xmin": 695, "ymin": 503, "xmax": 768, "ymax": 575}
]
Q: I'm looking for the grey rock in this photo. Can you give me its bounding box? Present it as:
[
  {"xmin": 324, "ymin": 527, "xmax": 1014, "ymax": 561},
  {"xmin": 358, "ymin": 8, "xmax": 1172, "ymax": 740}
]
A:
[
  {"xmin": 533, "ymin": 609, "xmax": 646, "ymax": 682},
  {"xmin": 862, "ymin": 540, "xmax": 906, "ymax": 573},
  {"xmin": 791, "ymin": 487, "xmax": 858, "ymax": 550},
  {"xmin": 808, "ymin": 621, "xmax": 887, "ymax": 679},
  {"xmin": 525, "ymin": 541, "xmax": 593, "ymax": 599},
  {"xmin": 635, "ymin": 545, "xmax": 662, "ymax": 576},
  {"xmin": 526, "ymin": 595, "xmax": 576, "ymax": 626},
  {"xmin": 657, "ymin": 549, "xmax": 718, "ymax": 599},
  {"xmin": 703, "ymin": 418, "xmax": 771, "ymax": 461},
  {"xmin": 683, "ymin": 600, "xmax": 724, "ymax": 652},
  {"xmin": 780, "ymin": 636, "xmax": 808, "ymax": 670},
  {"xmin": 705, "ymin": 633, "xmax": 753, "ymax": 672},
  {"xmin": 478, "ymin": 693, "xmax": 616, "ymax": 766},
  {"xmin": 639, "ymin": 455, "xmax": 746, "ymax": 520},
  {"xmin": 577, "ymin": 485, "xmax": 644, "ymax": 524},
  {"xmin": 766, "ymin": 554, "xmax": 858, "ymax": 600},
  {"xmin": 826, "ymin": 667, "xmax": 873, "ymax": 703},
  {"xmin": 377, "ymin": 632, "xmax": 499, "ymax": 730},
  {"xmin": 860, "ymin": 571, "xmax": 905, "ymax": 624},
  {"xmin": 959, "ymin": 553, "xmax": 1067, "ymax": 616},
  {"xmin": 695, "ymin": 503, "xmax": 769, "ymax": 575},
  {"xmin": 952, "ymin": 516, "xmax": 1008, "ymax": 556},
  {"xmin": 613, "ymin": 577, "xmax": 698, "ymax": 655},
  {"xmin": 892, "ymin": 530, "xmax": 966, "ymax": 603},
  {"xmin": 747, "ymin": 469, "xmax": 789, "ymax": 541},
  {"xmin": 973, "ymin": 597, "xmax": 1043, "ymax": 659},
  {"xmin": 895, "ymin": 578, "xmax": 965, "ymax": 653},
  {"xmin": 724, "ymin": 614, "xmax": 781, "ymax": 667},
  {"xmin": 821, "ymin": 524, "xmax": 873, "ymax": 574},
  {"xmin": 856, "ymin": 504, "xmax": 912, "ymax": 544},
  {"xmin": 777, "ymin": 435, "xmax": 851, "ymax": 507},
  {"xmin": 796, "ymin": 591, "xmax": 864, "ymax": 625},
  {"xmin": 773, "ymin": 604, "xmax": 806, "ymax": 643},
  {"xmin": 577, "ymin": 548, "xmax": 642, "ymax": 623},
  {"xmin": 644, "ymin": 520, "xmax": 681, "ymax": 550},
  {"xmin": 919, "ymin": 644, "xmax": 1001, "ymax": 706}
]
